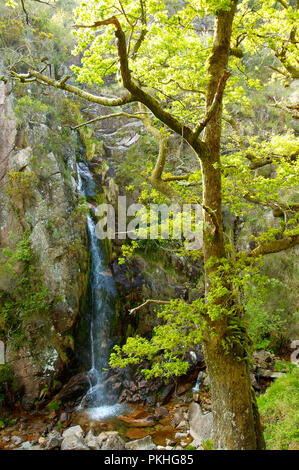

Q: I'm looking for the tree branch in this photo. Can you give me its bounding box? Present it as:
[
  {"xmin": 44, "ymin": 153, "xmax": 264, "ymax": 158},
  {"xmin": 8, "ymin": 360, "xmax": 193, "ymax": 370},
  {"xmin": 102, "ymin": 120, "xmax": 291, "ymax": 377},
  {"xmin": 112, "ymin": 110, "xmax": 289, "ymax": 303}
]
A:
[
  {"xmin": 74, "ymin": 15, "xmax": 207, "ymax": 157},
  {"xmin": 71, "ymin": 111, "xmax": 148, "ymax": 130},
  {"xmin": 248, "ymin": 234, "xmax": 299, "ymax": 257},
  {"xmin": 129, "ymin": 299, "xmax": 170, "ymax": 315},
  {"xmin": 11, "ymin": 68, "xmax": 134, "ymax": 107},
  {"xmin": 194, "ymin": 71, "xmax": 231, "ymax": 138}
]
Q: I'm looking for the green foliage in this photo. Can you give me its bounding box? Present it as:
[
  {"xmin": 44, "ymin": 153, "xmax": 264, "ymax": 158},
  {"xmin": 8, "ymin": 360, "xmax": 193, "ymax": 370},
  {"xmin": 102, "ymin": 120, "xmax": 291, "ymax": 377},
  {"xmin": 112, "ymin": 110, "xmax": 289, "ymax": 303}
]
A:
[
  {"xmin": 245, "ymin": 251, "xmax": 299, "ymax": 352},
  {"xmin": 15, "ymin": 96, "xmax": 52, "ymax": 125},
  {"xmin": 202, "ymin": 439, "xmax": 214, "ymax": 450},
  {"xmin": 257, "ymin": 368, "xmax": 299, "ymax": 450},
  {"xmin": 110, "ymin": 255, "xmax": 271, "ymax": 376},
  {"xmin": 5, "ymin": 171, "xmax": 38, "ymax": 202},
  {"xmin": 0, "ymin": 235, "xmax": 51, "ymax": 350},
  {"xmin": 273, "ymin": 361, "xmax": 297, "ymax": 374},
  {"xmin": 0, "ymin": 364, "xmax": 15, "ymax": 407},
  {"xmin": 48, "ymin": 400, "xmax": 61, "ymax": 412},
  {"xmin": 110, "ymin": 297, "xmax": 206, "ymax": 378}
]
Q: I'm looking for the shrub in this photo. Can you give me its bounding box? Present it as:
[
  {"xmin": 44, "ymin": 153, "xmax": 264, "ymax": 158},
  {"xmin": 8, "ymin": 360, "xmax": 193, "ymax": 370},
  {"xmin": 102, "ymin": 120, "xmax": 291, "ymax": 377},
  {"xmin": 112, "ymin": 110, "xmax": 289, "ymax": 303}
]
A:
[{"xmin": 258, "ymin": 368, "xmax": 299, "ymax": 450}]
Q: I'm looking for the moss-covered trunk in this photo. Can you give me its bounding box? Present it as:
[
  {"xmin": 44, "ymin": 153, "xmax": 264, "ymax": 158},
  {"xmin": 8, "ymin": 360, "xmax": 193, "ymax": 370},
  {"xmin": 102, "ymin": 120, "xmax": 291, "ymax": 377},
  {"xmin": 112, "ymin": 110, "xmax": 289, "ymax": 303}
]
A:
[{"xmin": 199, "ymin": 1, "xmax": 265, "ymax": 449}]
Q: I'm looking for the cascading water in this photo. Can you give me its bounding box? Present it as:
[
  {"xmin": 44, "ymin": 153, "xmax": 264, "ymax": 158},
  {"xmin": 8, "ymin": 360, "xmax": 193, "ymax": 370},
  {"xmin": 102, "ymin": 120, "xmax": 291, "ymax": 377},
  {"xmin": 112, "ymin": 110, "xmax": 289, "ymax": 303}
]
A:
[{"xmin": 76, "ymin": 161, "xmax": 123, "ymax": 420}]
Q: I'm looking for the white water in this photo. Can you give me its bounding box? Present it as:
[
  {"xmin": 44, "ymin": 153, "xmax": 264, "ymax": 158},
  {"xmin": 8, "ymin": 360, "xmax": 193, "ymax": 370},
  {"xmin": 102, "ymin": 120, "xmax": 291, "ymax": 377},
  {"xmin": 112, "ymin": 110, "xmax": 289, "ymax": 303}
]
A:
[{"xmin": 77, "ymin": 161, "xmax": 123, "ymax": 420}]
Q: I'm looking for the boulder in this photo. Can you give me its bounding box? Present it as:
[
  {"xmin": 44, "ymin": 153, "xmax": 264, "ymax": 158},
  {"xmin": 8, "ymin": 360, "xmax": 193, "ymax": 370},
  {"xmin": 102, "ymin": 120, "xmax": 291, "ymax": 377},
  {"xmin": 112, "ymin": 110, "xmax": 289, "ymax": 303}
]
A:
[
  {"xmin": 85, "ymin": 430, "xmax": 100, "ymax": 450},
  {"xmin": 189, "ymin": 402, "xmax": 213, "ymax": 444},
  {"xmin": 125, "ymin": 436, "xmax": 157, "ymax": 451},
  {"xmin": 61, "ymin": 435, "xmax": 89, "ymax": 451},
  {"xmin": 61, "ymin": 426, "xmax": 89, "ymax": 451},
  {"xmin": 45, "ymin": 430, "xmax": 63, "ymax": 450},
  {"xmin": 100, "ymin": 432, "xmax": 126, "ymax": 450},
  {"xmin": 62, "ymin": 425, "xmax": 84, "ymax": 440}
]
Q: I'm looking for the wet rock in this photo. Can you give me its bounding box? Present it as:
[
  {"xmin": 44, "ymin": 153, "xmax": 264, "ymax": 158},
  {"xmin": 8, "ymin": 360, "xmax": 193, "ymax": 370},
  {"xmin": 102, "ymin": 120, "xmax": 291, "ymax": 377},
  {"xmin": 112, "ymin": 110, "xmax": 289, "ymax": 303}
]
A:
[
  {"xmin": 125, "ymin": 436, "xmax": 157, "ymax": 451},
  {"xmin": 45, "ymin": 430, "xmax": 63, "ymax": 450},
  {"xmin": 118, "ymin": 409, "xmax": 156, "ymax": 428},
  {"xmin": 189, "ymin": 402, "xmax": 212, "ymax": 444},
  {"xmin": 160, "ymin": 384, "xmax": 175, "ymax": 405},
  {"xmin": 154, "ymin": 407, "xmax": 169, "ymax": 420},
  {"xmin": 177, "ymin": 382, "xmax": 193, "ymax": 396},
  {"xmin": 50, "ymin": 373, "xmax": 90, "ymax": 406},
  {"xmin": 125, "ymin": 428, "xmax": 149, "ymax": 440}
]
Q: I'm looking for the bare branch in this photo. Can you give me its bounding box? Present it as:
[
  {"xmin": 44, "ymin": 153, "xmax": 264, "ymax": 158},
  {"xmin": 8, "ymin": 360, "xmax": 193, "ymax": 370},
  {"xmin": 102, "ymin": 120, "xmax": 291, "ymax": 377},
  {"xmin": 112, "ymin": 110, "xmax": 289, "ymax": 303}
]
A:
[
  {"xmin": 71, "ymin": 111, "xmax": 147, "ymax": 130},
  {"xmin": 129, "ymin": 299, "xmax": 170, "ymax": 315},
  {"xmin": 11, "ymin": 68, "xmax": 134, "ymax": 107}
]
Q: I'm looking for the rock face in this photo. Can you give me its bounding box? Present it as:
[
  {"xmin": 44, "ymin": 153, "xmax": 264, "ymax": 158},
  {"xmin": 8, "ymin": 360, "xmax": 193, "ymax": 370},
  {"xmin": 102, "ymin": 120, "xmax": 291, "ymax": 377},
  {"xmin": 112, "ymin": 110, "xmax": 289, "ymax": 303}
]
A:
[
  {"xmin": 0, "ymin": 79, "xmax": 16, "ymax": 187},
  {"xmin": 0, "ymin": 78, "xmax": 88, "ymax": 408}
]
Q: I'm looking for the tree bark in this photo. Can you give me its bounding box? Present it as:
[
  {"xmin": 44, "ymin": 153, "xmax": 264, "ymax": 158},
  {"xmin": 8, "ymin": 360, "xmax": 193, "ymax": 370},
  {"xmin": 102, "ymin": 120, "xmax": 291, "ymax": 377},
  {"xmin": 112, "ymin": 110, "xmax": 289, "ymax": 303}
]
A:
[{"xmin": 200, "ymin": 1, "xmax": 265, "ymax": 449}]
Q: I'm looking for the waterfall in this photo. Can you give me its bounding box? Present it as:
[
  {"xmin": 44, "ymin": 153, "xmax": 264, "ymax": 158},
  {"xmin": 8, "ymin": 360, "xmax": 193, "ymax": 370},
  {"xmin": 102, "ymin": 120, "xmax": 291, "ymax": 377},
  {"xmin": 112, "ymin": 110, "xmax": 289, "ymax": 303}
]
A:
[{"xmin": 76, "ymin": 161, "xmax": 123, "ymax": 420}]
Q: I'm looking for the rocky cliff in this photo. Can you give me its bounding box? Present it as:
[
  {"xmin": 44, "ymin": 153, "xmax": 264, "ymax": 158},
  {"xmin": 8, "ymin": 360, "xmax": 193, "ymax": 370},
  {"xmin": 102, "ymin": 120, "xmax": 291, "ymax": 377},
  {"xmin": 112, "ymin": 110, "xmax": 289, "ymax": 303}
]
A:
[{"xmin": 0, "ymin": 78, "xmax": 88, "ymax": 409}]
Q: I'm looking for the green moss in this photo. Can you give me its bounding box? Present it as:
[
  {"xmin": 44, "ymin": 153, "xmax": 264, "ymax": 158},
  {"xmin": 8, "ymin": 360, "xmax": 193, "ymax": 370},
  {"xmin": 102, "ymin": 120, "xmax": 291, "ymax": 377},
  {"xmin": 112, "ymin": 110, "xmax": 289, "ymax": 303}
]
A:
[{"xmin": 258, "ymin": 368, "xmax": 299, "ymax": 449}]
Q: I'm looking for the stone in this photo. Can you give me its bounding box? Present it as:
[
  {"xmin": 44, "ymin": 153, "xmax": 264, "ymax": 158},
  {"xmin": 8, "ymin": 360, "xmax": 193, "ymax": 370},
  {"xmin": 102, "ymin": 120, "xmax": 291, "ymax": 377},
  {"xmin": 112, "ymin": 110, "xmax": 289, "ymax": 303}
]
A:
[
  {"xmin": 45, "ymin": 430, "xmax": 63, "ymax": 450},
  {"xmin": 59, "ymin": 412, "xmax": 69, "ymax": 423},
  {"xmin": 62, "ymin": 425, "xmax": 84, "ymax": 440},
  {"xmin": 203, "ymin": 375, "xmax": 210, "ymax": 386},
  {"xmin": 154, "ymin": 407, "xmax": 169, "ymax": 419},
  {"xmin": 189, "ymin": 402, "xmax": 212, "ymax": 444},
  {"xmin": 177, "ymin": 420, "xmax": 188, "ymax": 430},
  {"xmin": 18, "ymin": 441, "xmax": 33, "ymax": 450},
  {"xmin": 118, "ymin": 410, "xmax": 155, "ymax": 428},
  {"xmin": 171, "ymin": 408, "xmax": 185, "ymax": 427},
  {"xmin": 177, "ymin": 382, "xmax": 193, "ymax": 395},
  {"xmin": 61, "ymin": 434, "xmax": 89, "ymax": 451},
  {"xmin": 85, "ymin": 430, "xmax": 100, "ymax": 450},
  {"xmin": 101, "ymin": 432, "xmax": 126, "ymax": 450},
  {"xmin": 160, "ymin": 384, "xmax": 175, "ymax": 405},
  {"xmin": 175, "ymin": 432, "xmax": 188, "ymax": 440},
  {"xmin": 38, "ymin": 437, "xmax": 46, "ymax": 447},
  {"xmin": 51, "ymin": 374, "xmax": 90, "ymax": 406},
  {"xmin": 11, "ymin": 436, "xmax": 23, "ymax": 446},
  {"xmin": 125, "ymin": 436, "xmax": 157, "ymax": 451}
]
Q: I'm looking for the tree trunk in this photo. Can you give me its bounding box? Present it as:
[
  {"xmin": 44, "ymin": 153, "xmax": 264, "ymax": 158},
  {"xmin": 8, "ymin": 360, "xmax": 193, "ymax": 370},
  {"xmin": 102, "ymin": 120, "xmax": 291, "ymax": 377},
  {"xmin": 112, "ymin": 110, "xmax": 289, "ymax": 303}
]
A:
[{"xmin": 200, "ymin": 1, "xmax": 265, "ymax": 449}]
